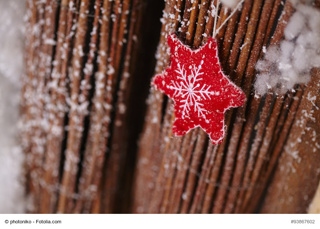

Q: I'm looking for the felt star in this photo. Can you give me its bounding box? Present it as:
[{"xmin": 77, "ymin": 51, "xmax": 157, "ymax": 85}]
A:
[{"xmin": 153, "ymin": 34, "xmax": 246, "ymax": 144}]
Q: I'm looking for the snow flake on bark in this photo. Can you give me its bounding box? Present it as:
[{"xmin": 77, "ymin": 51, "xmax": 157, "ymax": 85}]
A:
[
  {"xmin": 254, "ymin": 2, "xmax": 320, "ymax": 95},
  {"xmin": 153, "ymin": 34, "xmax": 246, "ymax": 144}
]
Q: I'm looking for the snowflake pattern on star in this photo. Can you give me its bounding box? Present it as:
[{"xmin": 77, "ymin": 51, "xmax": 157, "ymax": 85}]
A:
[{"xmin": 153, "ymin": 34, "xmax": 246, "ymax": 144}]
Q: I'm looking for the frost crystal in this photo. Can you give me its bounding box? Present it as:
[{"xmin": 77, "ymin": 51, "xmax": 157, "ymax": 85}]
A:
[{"xmin": 169, "ymin": 63, "xmax": 218, "ymax": 118}]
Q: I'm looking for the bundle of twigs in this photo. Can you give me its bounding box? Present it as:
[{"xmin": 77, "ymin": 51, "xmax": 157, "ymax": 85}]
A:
[
  {"xmin": 22, "ymin": 0, "xmax": 145, "ymax": 213},
  {"xmin": 132, "ymin": 0, "xmax": 320, "ymax": 213},
  {"xmin": 22, "ymin": 0, "xmax": 320, "ymax": 214}
]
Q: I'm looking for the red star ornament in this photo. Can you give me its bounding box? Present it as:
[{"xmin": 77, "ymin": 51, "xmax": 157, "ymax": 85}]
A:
[{"xmin": 153, "ymin": 34, "xmax": 246, "ymax": 144}]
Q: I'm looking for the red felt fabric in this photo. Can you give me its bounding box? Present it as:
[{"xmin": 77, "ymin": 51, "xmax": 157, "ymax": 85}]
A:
[{"xmin": 153, "ymin": 34, "xmax": 246, "ymax": 144}]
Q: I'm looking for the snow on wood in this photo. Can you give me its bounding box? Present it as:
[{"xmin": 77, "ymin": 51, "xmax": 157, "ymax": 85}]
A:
[
  {"xmin": 22, "ymin": 0, "xmax": 146, "ymax": 213},
  {"xmin": 255, "ymin": 1, "xmax": 320, "ymax": 95}
]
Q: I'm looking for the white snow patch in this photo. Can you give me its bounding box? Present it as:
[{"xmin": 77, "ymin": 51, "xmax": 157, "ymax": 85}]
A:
[
  {"xmin": 254, "ymin": 2, "xmax": 320, "ymax": 95},
  {"xmin": 221, "ymin": 0, "xmax": 241, "ymax": 9},
  {"xmin": 0, "ymin": 0, "xmax": 26, "ymax": 213}
]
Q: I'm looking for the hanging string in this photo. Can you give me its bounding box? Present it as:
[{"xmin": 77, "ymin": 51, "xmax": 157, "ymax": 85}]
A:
[
  {"xmin": 213, "ymin": 0, "xmax": 220, "ymax": 34},
  {"xmin": 213, "ymin": 0, "xmax": 245, "ymax": 37}
]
